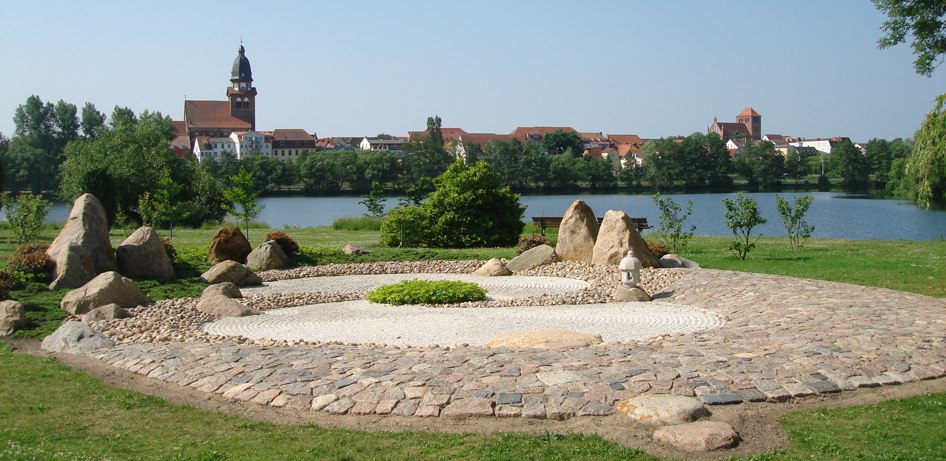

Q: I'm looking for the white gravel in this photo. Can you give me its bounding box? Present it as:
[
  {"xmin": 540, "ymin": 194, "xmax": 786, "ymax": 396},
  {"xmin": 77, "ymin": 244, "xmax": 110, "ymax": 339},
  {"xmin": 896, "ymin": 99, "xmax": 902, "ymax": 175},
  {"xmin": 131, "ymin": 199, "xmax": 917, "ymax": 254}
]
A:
[{"xmin": 205, "ymin": 274, "xmax": 723, "ymax": 346}]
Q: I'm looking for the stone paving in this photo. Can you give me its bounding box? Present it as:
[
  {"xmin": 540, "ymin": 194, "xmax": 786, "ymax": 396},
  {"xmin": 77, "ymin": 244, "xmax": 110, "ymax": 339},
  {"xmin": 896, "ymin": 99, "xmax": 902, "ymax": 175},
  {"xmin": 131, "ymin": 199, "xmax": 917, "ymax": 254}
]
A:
[{"xmin": 91, "ymin": 269, "xmax": 946, "ymax": 420}]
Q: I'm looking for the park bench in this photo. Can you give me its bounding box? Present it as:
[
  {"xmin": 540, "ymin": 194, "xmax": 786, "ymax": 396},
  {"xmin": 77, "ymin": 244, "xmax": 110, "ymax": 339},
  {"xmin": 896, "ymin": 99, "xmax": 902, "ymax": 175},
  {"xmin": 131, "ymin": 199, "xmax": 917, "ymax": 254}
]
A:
[{"xmin": 531, "ymin": 216, "xmax": 651, "ymax": 236}]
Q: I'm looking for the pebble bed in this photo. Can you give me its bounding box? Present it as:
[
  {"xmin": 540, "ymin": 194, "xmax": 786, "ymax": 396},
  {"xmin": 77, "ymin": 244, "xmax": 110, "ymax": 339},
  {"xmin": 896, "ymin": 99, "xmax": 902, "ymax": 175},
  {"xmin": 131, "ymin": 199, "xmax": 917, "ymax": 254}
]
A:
[{"xmin": 87, "ymin": 260, "xmax": 685, "ymax": 347}]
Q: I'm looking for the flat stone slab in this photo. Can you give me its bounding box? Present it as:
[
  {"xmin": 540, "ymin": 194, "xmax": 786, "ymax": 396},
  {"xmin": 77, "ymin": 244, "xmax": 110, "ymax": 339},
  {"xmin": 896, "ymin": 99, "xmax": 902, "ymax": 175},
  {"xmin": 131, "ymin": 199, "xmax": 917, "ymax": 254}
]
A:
[
  {"xmin": 615, "ymin": 395, "xmax": 710, "ymax": 425},
  {"xmin": 653, "ymin": 421, "xmax": 740, "ymax": 452}
]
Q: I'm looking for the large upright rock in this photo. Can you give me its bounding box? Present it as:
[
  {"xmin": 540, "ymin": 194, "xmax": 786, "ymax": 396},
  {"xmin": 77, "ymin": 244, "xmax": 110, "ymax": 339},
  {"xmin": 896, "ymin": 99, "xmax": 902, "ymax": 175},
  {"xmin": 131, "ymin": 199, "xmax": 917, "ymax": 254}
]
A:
[
  {"xmin": 116, "ymin": 227, "xmax": 175, "ymax": 281},
  {"xmin": 46, "ymin": 193, "xmax": 116, "ymax": 289},
  {"xmin": 591, "ymin": 210, "xmax": 661, "ymax": 267},
  {"xmin": 60, "ymin": 271, "xmax": 153, "ymax": 315},
  {"xmin": 246, "ymin": 240, "xmax": 290, "ymax": 271},
  {"xmin": 555, "ymin": 200, "xmax": 599, "ymax": 262},
  {"xmin": 207, "ymin": 227, "xmax": 252, "ymax": 264}
]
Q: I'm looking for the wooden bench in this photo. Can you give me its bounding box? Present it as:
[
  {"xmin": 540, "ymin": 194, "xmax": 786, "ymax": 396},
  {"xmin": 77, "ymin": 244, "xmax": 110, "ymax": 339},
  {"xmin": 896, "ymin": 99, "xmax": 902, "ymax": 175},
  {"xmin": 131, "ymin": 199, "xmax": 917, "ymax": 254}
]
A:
[{"xmin": 531, "ymin": 216, "xmax": 651, "ymax": 236}]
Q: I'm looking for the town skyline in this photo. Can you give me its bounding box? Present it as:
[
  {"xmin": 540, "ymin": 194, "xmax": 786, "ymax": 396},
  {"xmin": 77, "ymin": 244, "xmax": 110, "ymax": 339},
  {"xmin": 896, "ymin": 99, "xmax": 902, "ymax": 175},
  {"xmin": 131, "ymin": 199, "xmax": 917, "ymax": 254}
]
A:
[{"xmin": 2, "ymin": 1, "xmax": 943, "ymax": 142}]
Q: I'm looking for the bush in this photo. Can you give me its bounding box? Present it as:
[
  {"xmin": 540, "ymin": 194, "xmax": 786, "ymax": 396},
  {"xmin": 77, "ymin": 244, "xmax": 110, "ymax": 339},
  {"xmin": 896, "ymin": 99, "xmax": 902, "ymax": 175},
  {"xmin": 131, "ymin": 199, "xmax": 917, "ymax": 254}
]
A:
[
  {"xmin": 366, "ymin": 280, "xmax": 487, "ymax": 305},
  {"xmin": 380, "ymin": 206, "xmax": 431, "ymax": 247},
  {"xmin": 6, "ymin": 242, "xmax": 54, "ymax": 283},
  {"xmin": 516, "ymin": 235, "xmax": 550, "ymax": 255},
  {"xmin": 380, "ymin": 161, "xmax": 525, "ymax": 248},
  {"xmin": 647, "ymin": 241, "xmax": 669, "ymax": 259},
  {"xmin": 332, "ymin": 216, "xmax": 384, "ymax": 231},
  {"xmin": 6, "ymin": 194, "xmax": 52, "ymax": 244},
  {"xmin": 652, "ymin": 193, "xmax": 695, "ymax": 254},
  {"xmin": 159, "ymin": 236, "xmax": 178, "ymax": 263},
  {"xmin": 266, "ymin": 231, "xmax": 300, "ymax": 257}
]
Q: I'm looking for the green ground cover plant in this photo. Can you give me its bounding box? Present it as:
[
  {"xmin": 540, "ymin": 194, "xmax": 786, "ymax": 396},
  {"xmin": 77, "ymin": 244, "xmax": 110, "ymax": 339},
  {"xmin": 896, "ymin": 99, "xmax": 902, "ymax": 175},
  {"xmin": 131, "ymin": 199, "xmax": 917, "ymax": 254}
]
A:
[{"xmin": 366, "ymin": 280, "xmax": 487, "ymax": 305}]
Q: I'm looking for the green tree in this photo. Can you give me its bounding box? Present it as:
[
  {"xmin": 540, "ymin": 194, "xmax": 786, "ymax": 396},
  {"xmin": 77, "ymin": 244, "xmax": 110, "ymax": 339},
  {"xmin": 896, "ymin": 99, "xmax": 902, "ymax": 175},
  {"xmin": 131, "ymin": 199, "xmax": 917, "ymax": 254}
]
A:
[
  {"xmin": 723, "ymin": 193, "xmax": 767, "ymax": 261},
  {"xmin": 908, "ymin": 93, "xmax": 946, "ymax": 207},
  {"xmin": 543, "ymin": 130, "xmax": 583, "ymax": 156},
  {"xmin": 5, "ymin": 193, "xmax": 51, "ymax": 244},
  {"xmin": 640, "ymin": 140, "xmax": 675, "ymax": 190},
  {"xmin": 581, "ymin": 156, "xmax": 617, "ymax": 192},
  {"xmin": 222, "ymin": 168, "xmax": 264, "ymax": 243},
  {"xmin": 52, "ymin": 100, "xmax": 79, "ymax": 153},
  {"xmin": 618, "ymin": 160, "xmax": 643, "ymax": 189},
  {"xmin": 652, "ymin": 193, "xmax": 695, "ymax": 254},
  {"xmin": 109, "ymin": 106, "xmax": 137, "ymax": 130},
  {"xmin": 80, "ymin": 102, "xmax": 107, "ymax": 139},
  {"xmin": 139, "ymin": 170, "xmax": 185, "ymax": 238},
  {"xmin": 874, "ymin": 0, "xmax": 946, "ymax": 77},
  {"xmin": 734, "ymin": 141, "xmax": 784, "ymax": 191},
  {"xmin": 783, "ymin": 148, "xmax": 813, "ymax": 184},
  {"xmin": 776, "ymin": 195, "xmax": 815, "ymax": 251},
  {"xmin": 359, "ymin": 182, "xmax": 387, "ymax": 218},
  {"xmin": 864, "ymin": 138, "xmax": 912, "ymax": 187},
  {"xmin": 830, "ymin": 140, "xmax": 870, "ymax": 189}
]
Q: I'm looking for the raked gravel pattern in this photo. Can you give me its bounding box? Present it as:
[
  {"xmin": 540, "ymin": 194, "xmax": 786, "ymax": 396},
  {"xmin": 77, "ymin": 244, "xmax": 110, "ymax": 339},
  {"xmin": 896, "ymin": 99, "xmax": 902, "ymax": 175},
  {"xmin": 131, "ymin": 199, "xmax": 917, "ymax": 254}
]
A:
[{"xmin": 203, "ymin": 300, "xmax": 724, "ymax": 346}]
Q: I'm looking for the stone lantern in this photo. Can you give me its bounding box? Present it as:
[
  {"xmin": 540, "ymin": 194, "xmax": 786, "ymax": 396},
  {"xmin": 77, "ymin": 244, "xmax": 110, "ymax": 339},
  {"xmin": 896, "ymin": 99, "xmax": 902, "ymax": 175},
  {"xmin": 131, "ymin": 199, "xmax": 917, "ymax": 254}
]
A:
[{"xmin": 619, "ymin": 249, "xmax": 642, "ymax": 288}]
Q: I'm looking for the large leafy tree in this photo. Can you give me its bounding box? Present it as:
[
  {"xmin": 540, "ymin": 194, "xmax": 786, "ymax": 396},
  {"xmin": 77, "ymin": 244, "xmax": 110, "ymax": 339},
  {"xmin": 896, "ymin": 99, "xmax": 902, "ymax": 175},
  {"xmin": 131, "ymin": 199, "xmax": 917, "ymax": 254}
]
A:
[
  {"xmin": 543, "ymin": 130, "xmax": 583, "ymax": 156},
  {"xmin": 909, "ymin": 94, "xmax": 946, "ymax": 207},
  {"xmin": 873, "ymin": 0, "xmax": 946, "ymax": 77},
  {"xmin": 734, "ymin": 141, "xmax": 784, "ymax": 191},
  {"xmin": 80, "ymin": 102, "xmax": 107, "ymax": 139},
  {"xmin": 830, "ymin": 140, "xmax": 871, "ymax": 189}
]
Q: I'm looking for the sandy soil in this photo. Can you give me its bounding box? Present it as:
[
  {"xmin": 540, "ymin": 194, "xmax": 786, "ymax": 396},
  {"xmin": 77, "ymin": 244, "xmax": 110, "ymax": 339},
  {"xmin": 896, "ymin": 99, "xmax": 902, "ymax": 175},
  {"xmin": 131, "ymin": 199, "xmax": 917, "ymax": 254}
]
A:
[{"xmin": 8, "ymin": 338, "xmax": 946, "ymax": 460}]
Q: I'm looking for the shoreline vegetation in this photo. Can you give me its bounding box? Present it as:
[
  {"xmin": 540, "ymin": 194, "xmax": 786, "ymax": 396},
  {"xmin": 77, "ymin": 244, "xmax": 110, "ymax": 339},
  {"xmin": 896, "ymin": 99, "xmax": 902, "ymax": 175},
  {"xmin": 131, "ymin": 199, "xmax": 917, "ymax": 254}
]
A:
[{"xmin": 0, "ymin": 225, "xmax": 944, "ymax": 460}]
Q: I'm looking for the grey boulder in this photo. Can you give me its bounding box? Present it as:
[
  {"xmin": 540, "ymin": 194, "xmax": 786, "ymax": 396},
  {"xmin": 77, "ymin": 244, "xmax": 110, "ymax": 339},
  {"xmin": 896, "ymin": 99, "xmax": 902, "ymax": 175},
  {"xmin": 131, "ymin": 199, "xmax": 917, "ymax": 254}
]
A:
[
  {"xmin": 200, "ymin": 261, "xmax": 263, "ymax": 287},
  {"xmin": 0, "ymin": 300, "xmax": 27, "ymax": 336},
  {"xmin": 60, "ymin": 271, "xmax": 153, "ymax": 315},
  {"xmin": 246, "ymin": 240, "xmax": 290, "ymax": 271},
  {"xmin": 507, "ymin": 244, "xmax": 559, "ymax": 272},
  {"xmin": 41, "ymin": 321, "xmax": 115, "ymax": 354},
  {"xmin": 116, "ymin": 227, "xmax": 175, "ymax": 281},
  {"xmin": 46, "ymin": 193, "xmax": 116, "ymax": 289},
  {"xmin": 196, "ymin": 295, "xmax": 259, "ymax": 317}
]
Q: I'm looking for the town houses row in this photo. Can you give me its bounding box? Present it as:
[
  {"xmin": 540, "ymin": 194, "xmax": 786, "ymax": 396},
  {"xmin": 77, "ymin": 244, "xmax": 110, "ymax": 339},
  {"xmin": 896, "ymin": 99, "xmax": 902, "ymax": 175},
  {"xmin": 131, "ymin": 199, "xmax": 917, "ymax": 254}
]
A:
[{"xmin": 171, "ymin": 44, "xmax": 859, "ymax": 172}]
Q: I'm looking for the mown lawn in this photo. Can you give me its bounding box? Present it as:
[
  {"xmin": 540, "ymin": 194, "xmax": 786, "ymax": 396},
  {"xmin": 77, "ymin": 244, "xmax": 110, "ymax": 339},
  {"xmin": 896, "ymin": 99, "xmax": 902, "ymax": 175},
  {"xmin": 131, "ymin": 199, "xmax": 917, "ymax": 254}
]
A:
[{"xmin": 0, "ymin": 224, "xmax": 944, "ymax": 460}]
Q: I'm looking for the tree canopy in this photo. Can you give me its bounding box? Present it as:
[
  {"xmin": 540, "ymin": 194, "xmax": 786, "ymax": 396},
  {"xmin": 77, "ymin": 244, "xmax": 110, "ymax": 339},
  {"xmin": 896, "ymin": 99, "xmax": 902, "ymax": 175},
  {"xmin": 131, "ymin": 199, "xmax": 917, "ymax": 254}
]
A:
[
  {"xmin": 874, "ymin": 0, "xmax": 946, "ymax": 77},
  {"xmin": 908, "ymin": 93, "xmax": 946, "ymax": 207}
]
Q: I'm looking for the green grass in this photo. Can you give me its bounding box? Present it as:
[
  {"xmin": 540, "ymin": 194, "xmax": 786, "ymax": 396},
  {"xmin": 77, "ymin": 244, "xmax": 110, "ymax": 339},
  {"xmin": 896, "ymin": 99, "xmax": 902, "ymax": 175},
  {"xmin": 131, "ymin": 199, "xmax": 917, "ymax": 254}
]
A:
[{"xmin": 332, "ymin": 215, "xmax": 385, "ymax": 231}]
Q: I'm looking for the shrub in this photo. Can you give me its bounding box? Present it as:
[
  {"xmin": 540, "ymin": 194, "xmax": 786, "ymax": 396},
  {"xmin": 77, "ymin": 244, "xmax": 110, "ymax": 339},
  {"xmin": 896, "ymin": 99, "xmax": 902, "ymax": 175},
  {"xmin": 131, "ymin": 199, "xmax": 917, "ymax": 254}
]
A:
[
  {"xmin": 723, "ymin": 193, "xmax": 767, "ymax": 260},
  {"xmin": 6, "ymin": 194, "xmax": 52, "ymax": 244},
  {"xmin": 646, "ymin": 241, "xmax": 669, "ymax": 259},
  {"xmin": 6, "ymin": 242, "xmax": 54, "ymax": 283},
  {"xmin": 159, "ymin": 236, "xmax": 178, "ymax": 263},
  {"xmin": 516, "ymin": 235, "xmax": 550, "ymax": 255},
  {"xmin": 366, "ymin": 280, "xmax": 487, "ymax": 305},
  {"xmin": 0, "ymin": 270, "xmax": 15, "ymax": 300},
  {"xmin": 652, "ymin": 193, "xmax": 695, "ymax": 254},
  {"xmin": 380, "ymin": 161, "xmax": 525, "ymax": 248},
  {"xmin": 776, "ymin": 194, "xmax": 815, "ymax": 251},
  {"xmin": 266, "ymin": 231, "xmax": 300, "ymax": 257},
  {"xmin": 380, "ymin": 206, "xmax": 431, "ymax": 247}
]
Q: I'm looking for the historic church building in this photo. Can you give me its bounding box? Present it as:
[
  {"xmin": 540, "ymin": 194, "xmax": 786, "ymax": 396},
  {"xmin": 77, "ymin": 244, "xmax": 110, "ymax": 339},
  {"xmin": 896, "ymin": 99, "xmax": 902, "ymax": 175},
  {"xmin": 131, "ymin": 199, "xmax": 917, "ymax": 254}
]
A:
[
  {"xmin": 176, "ymin": 44, "xmax": 258, "ymax": 143},
  {"xmin": 708, "ymin": 107, "xmax": 762, "ymax": 141}
]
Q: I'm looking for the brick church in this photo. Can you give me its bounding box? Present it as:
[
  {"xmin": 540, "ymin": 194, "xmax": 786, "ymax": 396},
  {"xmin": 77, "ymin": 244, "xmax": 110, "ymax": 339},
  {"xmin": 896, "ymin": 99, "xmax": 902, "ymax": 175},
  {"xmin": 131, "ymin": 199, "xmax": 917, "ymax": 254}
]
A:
[{"xmin": 708, "ymin": 107, "xmax": 761, "ymax": 141}]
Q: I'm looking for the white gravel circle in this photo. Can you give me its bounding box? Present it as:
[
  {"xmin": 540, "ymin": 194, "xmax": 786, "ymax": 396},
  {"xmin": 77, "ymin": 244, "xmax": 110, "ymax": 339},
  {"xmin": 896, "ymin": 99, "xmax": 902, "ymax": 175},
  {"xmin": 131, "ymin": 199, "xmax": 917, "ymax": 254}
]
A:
[
  {"xmin": 206, "ymin": 274, "xmax": 723, "ymax": 346},
  {"xmin": 203, "ymin": 301, "xmax": 723, "ymax": 346}
]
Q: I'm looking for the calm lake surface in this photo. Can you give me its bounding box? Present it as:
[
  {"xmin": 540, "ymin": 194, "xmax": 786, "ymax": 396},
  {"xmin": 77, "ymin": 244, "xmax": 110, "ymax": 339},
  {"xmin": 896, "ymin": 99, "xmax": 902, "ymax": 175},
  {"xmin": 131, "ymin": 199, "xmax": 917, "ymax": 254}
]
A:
[{"xmin": 41, "ymin": 192, "xmax": 946, "ymax": 241}]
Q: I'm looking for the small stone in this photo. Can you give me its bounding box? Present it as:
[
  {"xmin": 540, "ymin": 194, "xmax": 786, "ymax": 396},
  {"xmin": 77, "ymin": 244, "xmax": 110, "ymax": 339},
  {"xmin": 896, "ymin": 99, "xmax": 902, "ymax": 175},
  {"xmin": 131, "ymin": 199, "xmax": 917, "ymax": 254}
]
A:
[
  {"xmin": 653, "ymin": 421, "xmax": 739, "ymax": 452},
  {"xmin": 612, "ymin": 286, "xmax": 652, "ymax": 302},
  {"xmin": 578, "ymin": 402, "xmax": 617, "ymax": 416},
  {"xmin": 472, "ymin": 258, "xmax": 512, "ymax": 276},
  {"xmin": 442, "ymin": 398, "xmax": 494, "ymax": 417},
  {"xmin": 311, "ymin": 394, "xmax": 338, "ymax": 411},
  {"xmin": 496, "ymin": 392, "xmax": 522, "ymax": 405},
  {"xmin": 415, "ymin": 405, "xmax": 441, "ymax": 417},
  {"xmin": 324, "ymin": 398, "xmax": 355, "ymax": 415},
  {"xmin": 614, "ymin": 395, "xmax": 709, "ymax": 425}
]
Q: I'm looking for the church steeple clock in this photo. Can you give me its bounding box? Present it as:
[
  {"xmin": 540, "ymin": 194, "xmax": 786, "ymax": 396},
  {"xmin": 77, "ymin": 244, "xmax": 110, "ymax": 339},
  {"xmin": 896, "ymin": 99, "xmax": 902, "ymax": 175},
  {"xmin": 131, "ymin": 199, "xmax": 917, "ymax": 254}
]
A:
[{"xmin": 228, "ymin": 43, "xmax": 257, "ymax": 130}]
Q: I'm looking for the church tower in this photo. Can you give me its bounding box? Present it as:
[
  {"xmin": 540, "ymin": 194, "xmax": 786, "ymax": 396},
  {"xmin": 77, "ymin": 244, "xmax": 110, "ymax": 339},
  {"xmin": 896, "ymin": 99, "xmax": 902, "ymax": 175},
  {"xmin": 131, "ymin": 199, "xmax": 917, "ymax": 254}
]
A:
[
  {"xmin": 228, "ymin": 43, "xmax": 257, "ymax": 130},
  {"xmin": 736, "ymin": 107, "xmax": 761, "ymax": 140}
]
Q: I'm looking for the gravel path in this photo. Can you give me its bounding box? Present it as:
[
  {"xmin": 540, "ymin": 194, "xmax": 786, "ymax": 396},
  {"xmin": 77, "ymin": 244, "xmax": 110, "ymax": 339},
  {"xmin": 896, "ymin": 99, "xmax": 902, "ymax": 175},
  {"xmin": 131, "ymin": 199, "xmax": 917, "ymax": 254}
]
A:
[{"xmin": 203, "ymin": 300, "xmax": 724, "ymax": 346}]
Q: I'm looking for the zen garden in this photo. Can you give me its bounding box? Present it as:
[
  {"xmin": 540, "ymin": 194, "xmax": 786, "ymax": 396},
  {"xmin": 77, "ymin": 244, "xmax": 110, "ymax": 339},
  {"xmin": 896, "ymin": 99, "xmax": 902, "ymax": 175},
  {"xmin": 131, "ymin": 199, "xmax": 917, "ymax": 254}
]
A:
[{"xmin": 2, "ymin": 3, "xmax": 946, "ymax": 460}]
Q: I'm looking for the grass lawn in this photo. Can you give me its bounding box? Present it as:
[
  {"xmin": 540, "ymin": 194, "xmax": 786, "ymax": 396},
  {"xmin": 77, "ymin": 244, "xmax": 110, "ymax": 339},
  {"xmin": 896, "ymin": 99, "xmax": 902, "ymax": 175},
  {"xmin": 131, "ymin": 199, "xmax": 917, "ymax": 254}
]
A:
[{"xmin": 0, "ymin": 224, "xmax": 944, "ymax": 460}]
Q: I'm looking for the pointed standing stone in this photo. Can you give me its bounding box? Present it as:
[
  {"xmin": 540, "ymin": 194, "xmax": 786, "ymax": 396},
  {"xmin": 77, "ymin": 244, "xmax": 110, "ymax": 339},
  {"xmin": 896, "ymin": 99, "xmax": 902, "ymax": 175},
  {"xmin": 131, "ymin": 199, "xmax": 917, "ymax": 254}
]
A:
[
  {"xmin": 591, "ymin": 210, "xmax": 661, "ymax": 267},
  {"xmin": 47, "ymin": 193, "xmax": 116, "ymax": 289},
  {"xmin": 555, "ymin": 200, "xmax": 599, "ymax": 262}
]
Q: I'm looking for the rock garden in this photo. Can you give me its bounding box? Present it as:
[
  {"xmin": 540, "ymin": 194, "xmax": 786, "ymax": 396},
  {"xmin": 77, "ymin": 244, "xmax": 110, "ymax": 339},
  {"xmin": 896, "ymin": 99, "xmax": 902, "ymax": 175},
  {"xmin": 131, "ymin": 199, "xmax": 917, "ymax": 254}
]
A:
[{"xmin": 6, "ymin": 194, "xmax": 945, "ymax": 456}]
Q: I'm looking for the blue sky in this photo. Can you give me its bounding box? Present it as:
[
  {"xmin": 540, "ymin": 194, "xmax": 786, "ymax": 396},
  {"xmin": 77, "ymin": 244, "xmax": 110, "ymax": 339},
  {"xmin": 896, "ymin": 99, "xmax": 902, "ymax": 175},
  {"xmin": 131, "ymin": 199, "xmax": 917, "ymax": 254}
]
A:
[{"xmin": 2, "ymin": 0, "xmax": 943, "ymax": 141}]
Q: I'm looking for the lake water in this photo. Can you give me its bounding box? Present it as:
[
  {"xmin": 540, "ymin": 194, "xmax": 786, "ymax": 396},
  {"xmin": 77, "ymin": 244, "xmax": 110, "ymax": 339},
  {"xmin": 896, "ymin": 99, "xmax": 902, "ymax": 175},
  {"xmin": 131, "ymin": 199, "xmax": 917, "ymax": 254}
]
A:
[{"xmin": 38, "ymin": 192, "xmax": 946, "ymax": 241}]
